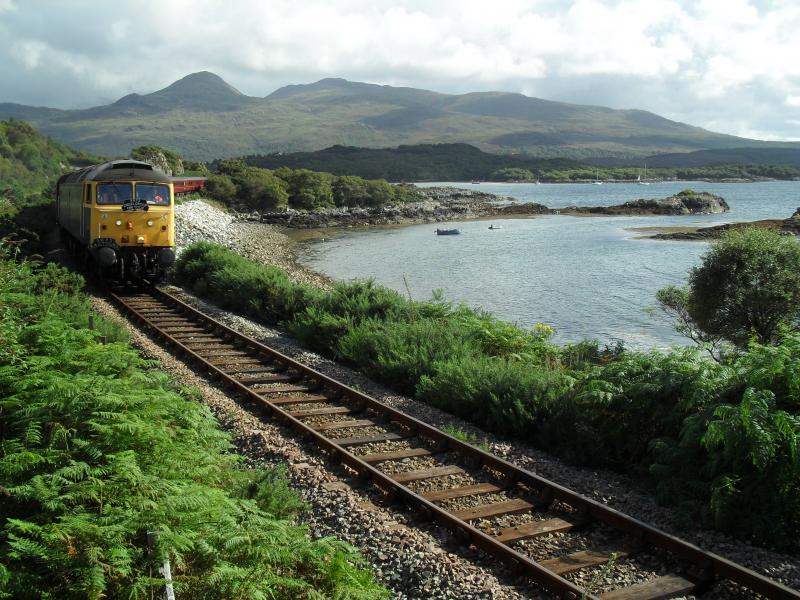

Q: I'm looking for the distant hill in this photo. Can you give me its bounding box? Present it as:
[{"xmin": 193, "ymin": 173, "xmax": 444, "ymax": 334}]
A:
[
  {"xmin": 639, "ymin": 147, "xmax": 800, "ymax": 168},
  {"xmin": 242, "ymin": 143, "xmax": 579, "ymax": 181},
  {"xmin": 2, "ymin": 71, "xmax": 799, "ymax": 161}
]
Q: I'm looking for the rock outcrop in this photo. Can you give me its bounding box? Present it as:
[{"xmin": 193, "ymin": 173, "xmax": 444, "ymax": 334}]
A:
[
  {"xmin": 255, "ymin": 187, "xmax": 523, "ymax": 228},
  {"xmin": 562, "ymin": 190, "xmax": 730, "ymax": 216},
  {"xmin": 650, "ymin": 211, "xmax": 800, "ymax": 241},
  {"xmin": 136, "ymin": 148, "xmax": 184, "ymax": 177}
]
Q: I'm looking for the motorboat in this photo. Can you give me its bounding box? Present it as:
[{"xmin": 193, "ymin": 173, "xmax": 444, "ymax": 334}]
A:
[
  {"xmin": 488, "ymin": 224, "xmax": 502, "ymax": 230},
  {"xmin": 436, "ymin": 228, "xmax": 461, "ymax": 235}
]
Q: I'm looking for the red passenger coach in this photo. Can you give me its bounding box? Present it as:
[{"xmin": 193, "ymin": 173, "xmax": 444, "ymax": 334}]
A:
[{"xmin": 171, "ymin": 177, "xmax": 207, "ymax": 195}]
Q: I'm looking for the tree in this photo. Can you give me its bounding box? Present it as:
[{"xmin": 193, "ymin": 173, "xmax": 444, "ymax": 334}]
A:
[
  {"xmin": 364, "ymin": 179, "xmax": 394, "ymax": 207},
  {"xmin": 332, "ymin": 175, "xmax": 369, "ymax": 207},
  {"xmin": 282, "ymin": 169, "xmax": 334, "ymax": 210},
  {"xmin": 236, "ymin": 168, "xmax": 288, "ymax": 210},
  {"xmin": 658, "ymin": 228, "xmax": 800, "ymax": 348},
  {"xmin": 205, "ymin": 174, "xmax": 236, "ymax": 202},
  {"xmin": 490, "ymin": 167, "xmax": 534, "ymax": 181}
]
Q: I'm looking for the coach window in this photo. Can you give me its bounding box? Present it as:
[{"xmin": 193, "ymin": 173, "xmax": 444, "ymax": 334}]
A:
[
  {"xmin": 136, "ymin": 183, "xmax": 170, "ymax": 206},
  {"xmin": 97, "ymin": 182, "xmax": 133, "ymax": 205}
]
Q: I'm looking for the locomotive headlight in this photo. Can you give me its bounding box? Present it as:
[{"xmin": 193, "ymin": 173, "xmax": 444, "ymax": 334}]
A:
[
  {"xmin": 146, "ymin": 219, "xmax": 154, "ymax": 227},
  {"xmin": 115, "ymin": 219, "xmax": 122, "ymax": 226}
]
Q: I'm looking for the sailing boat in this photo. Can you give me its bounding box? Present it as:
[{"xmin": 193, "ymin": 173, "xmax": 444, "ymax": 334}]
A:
[
  {"xmin": 637, "ymin": 163, "xmax": 650, "ymax": 185},
  {"xmin": 592, "ymin": 168, "xmax": 603, "ymax": 185}
]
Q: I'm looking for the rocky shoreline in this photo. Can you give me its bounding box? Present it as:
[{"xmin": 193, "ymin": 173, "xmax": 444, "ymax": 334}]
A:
[
  {"xmin": 648, "ymin": 207, "xmax": 800, "ymax": 240},
  {"xmin": 254, "ymin": 187, "xmax": 549, "ymax": 229},
  {"xmin": 251, "ymin": 186, "xmax": 727, "ymax": 229},
  {"xmin": 175, "ymin": 199, "xmax": 332, "ymax": 289}
]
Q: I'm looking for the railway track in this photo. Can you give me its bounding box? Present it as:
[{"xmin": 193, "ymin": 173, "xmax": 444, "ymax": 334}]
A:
[{"xmin": 110, "ymin": 283, "xmax": 800, "ymax": 600}]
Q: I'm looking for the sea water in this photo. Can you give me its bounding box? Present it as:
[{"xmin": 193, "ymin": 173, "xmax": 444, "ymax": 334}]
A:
[{"xmin": 298, "ymin": 181, "xmax": 800, "ymax": 348}]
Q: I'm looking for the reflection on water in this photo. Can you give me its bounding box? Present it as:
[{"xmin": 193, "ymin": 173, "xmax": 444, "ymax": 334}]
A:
[{"xmin": 299, "ymin": 181, "xmax": 800, "ymax": 348}]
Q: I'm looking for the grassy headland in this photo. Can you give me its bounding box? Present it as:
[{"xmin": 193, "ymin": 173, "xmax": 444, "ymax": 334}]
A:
[{"xmin": 174, "ymin": 242, "xmax": 800, "ymax": 551}]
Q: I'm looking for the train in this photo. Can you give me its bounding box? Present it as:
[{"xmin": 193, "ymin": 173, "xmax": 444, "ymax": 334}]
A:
[
  {"xmin": 56, "ymin": 159, "xmax": 176, "ymax": 281},
  {"xmin": 171, "ymin": 176, "xmax": 207, "ymax": 195}
]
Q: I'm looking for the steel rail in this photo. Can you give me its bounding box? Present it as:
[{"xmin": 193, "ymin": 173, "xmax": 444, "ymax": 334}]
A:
[{"xmin": 108, "ymin": 284, "xmax": 800, "ymax": 600}]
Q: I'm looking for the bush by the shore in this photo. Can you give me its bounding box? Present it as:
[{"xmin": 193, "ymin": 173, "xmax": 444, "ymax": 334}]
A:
[
  {"xmin": 0, "ymin": 252, "xmax": 388, "ymax": 599},
  {"xmin": 174, "ymin": 242, "xmax": 800, "ymax": 550}
]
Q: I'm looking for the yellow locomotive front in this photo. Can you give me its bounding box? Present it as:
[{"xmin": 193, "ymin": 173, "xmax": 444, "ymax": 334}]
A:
[{"xmin": 57, "ymin": 160, "xmax": 176, "ymax": 280}]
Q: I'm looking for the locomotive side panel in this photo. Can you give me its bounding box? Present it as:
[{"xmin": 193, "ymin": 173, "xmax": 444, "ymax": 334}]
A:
[{"xmin": 57, "ymin": 182, "xmax": 91, "ymax": 245}]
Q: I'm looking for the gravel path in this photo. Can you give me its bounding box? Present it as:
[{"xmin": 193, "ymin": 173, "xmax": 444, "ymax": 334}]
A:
[{"xmin": 164, "ymin": 199, "xmax": 799, "ymax": 597}]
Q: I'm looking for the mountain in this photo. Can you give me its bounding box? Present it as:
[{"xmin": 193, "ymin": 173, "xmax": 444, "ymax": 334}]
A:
[{"xmin": 1, "ymin": 71, "xmax": 797, "ymax": 161}]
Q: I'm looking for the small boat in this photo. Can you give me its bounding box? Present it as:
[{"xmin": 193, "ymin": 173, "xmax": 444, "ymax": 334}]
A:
[
  {"xmin": 471, "ymin": 180, "xmax": 481, "ymax": 185},
  {"xmin": 592, "ymin": 168, "xmax": 603, "ymax": 185},
  {"xmin": 637, "ymin": 163, "xmax": 651, "ymax": 185},
  {"xmin": 488, "ymin": 224, "xmax": 502, "ymax": 230},
  {"xmin": 436, "ymin": 228, "xmax": 461, "ymax": 235}
]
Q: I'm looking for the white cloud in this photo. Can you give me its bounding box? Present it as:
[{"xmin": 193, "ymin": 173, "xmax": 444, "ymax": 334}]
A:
[{"xmin": 0, "ymin": 0, "xmax": 798, "ymax": 139}]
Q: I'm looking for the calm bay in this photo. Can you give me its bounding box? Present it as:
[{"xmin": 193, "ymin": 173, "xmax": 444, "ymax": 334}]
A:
[{"xmin": 298, "ymin": 180, "xmax": 800, "ymax": 348}]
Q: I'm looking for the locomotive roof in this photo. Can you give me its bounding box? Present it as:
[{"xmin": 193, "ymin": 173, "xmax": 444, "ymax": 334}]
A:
[{"xmin": 59, "ymin": 160, "xmax": 173, "ymax": 184}]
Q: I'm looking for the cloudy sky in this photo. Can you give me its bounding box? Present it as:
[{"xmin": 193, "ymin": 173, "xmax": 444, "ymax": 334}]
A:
[{"xmin": 1, "ymin": 0, "xmax": 799, "ymax": 140}]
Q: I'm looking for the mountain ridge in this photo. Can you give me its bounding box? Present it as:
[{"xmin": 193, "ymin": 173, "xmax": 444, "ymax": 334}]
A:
[{"xmin": 1, "ymin": 71, "xmax": 797, "ymax": 161}]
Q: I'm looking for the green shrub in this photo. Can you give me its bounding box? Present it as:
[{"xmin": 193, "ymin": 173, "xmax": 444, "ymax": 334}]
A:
[
  {"xmin": 337, "ymin": 318, "xmax": 474, "ymax": 395},
  {"xmin": 701, "ymin": 389, "xmax": 800, "ymax": 548},
  {"xmin": 418, "ymin": 355, "xmax": 574, "ymax": 437}
]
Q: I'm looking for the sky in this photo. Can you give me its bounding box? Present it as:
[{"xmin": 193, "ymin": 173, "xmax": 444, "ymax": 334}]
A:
[{"xmin": 1, "ymin": 0, "xmax": 799, "ymax": 141}]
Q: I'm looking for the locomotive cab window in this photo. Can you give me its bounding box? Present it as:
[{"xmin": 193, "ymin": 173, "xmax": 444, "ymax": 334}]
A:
[
  {"xmin": 136, "ymin": 183, "xmax": 170, "ymax": 206},
  {"xmin": 97, "ymin": 182, "xmax": 133, "ymax": 205}
]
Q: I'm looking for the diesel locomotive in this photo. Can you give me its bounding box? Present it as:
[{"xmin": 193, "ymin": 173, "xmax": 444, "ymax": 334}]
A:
[{"xmin": 56, "ymin": 160, "xmax": 176, "ymax": 280}]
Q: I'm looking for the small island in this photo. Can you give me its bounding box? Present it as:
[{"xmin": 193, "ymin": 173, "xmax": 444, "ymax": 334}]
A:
[{"xmin": 557, "ymin": 189, "xmax": 730, "ymax": 216}]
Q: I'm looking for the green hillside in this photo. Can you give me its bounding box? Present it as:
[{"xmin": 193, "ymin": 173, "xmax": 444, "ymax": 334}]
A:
[
  {"xmin": 0, "ymin": 119, "xmax": 95, "ymax": 212},
  {"xmin": 3, "ymin": 71, "xmax": 797, "ymax": 162},
  {"xmin": 241, "ymin": 143, "xmax": 580, "ymax": 180}
]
